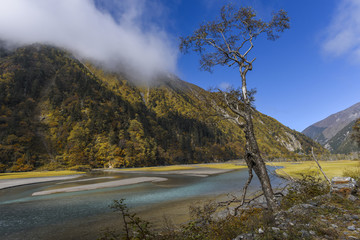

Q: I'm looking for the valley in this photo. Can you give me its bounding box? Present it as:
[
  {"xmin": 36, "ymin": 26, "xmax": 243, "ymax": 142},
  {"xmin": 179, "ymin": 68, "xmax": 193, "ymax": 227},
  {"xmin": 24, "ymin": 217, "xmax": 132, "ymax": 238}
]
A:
[
  {"xmin": 0, "ymin": 1, "xmax": 360, "ymax": 239},
  {"xmin": 0, "ymin": 164, "xmax": 286, "ymax": 240}
]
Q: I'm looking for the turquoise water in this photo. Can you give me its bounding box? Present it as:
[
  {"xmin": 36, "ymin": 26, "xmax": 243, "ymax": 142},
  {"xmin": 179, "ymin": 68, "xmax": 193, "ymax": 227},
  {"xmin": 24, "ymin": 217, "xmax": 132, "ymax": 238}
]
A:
[{"xmin": 0, "ymin": 167, "xmax": 285, "ymax": 240}]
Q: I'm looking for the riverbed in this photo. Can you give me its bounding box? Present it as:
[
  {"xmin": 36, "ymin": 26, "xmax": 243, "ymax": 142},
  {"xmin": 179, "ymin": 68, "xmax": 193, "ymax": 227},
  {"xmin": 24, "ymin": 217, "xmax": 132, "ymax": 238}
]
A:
[{"xmin": 0, "ymin": 166, "xmax": 286, "ymax": 240}]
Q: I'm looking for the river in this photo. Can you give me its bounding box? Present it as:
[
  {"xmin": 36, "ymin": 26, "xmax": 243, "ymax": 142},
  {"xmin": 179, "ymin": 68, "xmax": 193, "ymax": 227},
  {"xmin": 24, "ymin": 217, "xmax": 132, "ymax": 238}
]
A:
[{"xmin": 0, "ymin": 167, "xmax": 286, "ymax": 240}]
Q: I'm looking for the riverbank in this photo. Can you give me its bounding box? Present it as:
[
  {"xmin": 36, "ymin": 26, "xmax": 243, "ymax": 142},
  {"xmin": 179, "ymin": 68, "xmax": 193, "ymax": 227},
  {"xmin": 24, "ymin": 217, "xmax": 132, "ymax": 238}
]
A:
[
  {"xmin": 0, "ymin": 170, "xmax": 85, "ymax": 179},
  {"xmin": 2, "ymin": 167, "xmax": 275, "ymax": 240},
  {"xmin": 0, "ymin": 163, "xmax": 246, "ymax": 191},
  {"xmin": 2, "ymin": 160, "xmax": 357, "ymax": 192},
  {"xmin": 268, "ymin": 160, "xmax": 360, "ymax": 179},
  {"xmin": 0, "ymin": 175, "xmax": 83, "ymax": 190},
  {"xmin": 32, "ymin": 177, "xmax": 168, "ymax": 196},
  {"xmin": 0, "ymin": 163, "xmax": 246, "ymax": 193}
]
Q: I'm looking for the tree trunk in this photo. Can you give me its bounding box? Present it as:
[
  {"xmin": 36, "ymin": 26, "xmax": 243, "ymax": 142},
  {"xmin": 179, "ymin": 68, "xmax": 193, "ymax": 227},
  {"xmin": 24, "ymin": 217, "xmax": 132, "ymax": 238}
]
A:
[{"xmin": 243, "ymin": 107, "xmax": 278, "ymax": 211}]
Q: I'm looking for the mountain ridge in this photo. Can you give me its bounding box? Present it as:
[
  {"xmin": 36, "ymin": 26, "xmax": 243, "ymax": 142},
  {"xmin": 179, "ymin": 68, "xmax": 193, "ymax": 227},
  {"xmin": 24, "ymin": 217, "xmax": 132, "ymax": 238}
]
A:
[
  {"xmin": 0, "ymin": 44, "xmax": 325, "ymax": 172},
  {"xmin": 302, "ymin": 102, "xmax": 360, "ymax": 153}
]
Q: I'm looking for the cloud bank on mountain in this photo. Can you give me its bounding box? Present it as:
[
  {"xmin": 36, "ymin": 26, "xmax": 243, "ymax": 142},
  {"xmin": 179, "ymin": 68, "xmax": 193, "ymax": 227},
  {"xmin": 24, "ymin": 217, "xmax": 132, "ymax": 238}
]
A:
[{"xmin": 0, "ymin": 0, "xmax": 177, "ymax": 81}]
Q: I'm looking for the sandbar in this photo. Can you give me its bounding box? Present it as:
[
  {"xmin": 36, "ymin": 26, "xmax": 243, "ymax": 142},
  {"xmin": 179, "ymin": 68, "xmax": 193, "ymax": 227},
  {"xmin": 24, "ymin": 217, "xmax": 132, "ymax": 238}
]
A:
[
  {"xmin": 0, "ymin": 175, "xmax": 82, "ymax": 190},
  {"xmin": 56, "ymin": 176, "xmax": 115, "ymax": 184},
  {"xmin": 104, "ymin": 168, "xmax": 233, "ymax": 176},
  {"xmin": 32, "ymin": 177, "xmax": 168, "ymax": 196}
]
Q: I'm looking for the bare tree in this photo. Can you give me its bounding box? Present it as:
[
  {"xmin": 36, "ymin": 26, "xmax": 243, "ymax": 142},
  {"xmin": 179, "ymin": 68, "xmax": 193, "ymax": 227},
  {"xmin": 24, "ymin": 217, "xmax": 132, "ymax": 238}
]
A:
[{"xmin": 180, "ymin": 4, "xmax": 290, "ymax": 211}]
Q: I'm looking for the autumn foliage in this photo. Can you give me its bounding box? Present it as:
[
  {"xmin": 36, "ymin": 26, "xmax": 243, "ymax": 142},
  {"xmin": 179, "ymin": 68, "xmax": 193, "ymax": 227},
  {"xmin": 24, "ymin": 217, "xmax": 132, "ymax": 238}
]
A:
[{"xmin": 0, "ymin": 45, "xmax": 325, "ymax": 172}]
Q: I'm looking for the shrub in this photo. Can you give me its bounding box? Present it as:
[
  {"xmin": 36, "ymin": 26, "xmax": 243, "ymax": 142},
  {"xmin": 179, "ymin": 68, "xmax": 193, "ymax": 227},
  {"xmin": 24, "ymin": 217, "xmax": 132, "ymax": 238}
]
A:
[
  {"xmin": 98, "ymin": 199, "xmax": 154, "ymax": 240},
  {"xmin": 280, "ymin": 175, "xmax": 329, "ymax": 209},
  {"xmin": 342, "ymin": 167, "xmax": 360, "ymax": 182},
  {"xmin": 68, "ymin": 164, "xmax": 92, "ymax": 172}
]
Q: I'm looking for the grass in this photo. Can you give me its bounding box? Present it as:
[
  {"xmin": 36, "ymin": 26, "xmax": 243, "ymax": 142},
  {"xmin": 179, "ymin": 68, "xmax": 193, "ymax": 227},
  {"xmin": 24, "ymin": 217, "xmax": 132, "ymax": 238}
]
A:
[
  {"xmin": 268, "ymin": 160, "xmax": 360, "ymax": 179},
  {"xmin": 197, "ymin": 163, "xmax": 247, "ymax": 169},
  {"xmin": 115, "ymin": 163, "xmax": 247, "ymax": 172},
  {"xmin": 0, "ymin": 170, "xmax": 85, "ymax": 179},
  {"xmin": 117, "ymin": 165, "xmax": 196, "ymax": 172}
]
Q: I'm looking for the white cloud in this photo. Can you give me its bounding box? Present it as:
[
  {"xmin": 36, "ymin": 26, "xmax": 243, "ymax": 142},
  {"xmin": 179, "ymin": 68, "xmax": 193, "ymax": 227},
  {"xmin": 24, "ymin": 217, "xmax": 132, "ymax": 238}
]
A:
[
  {"xmin": 0, "ymin": 0, "xmax": 178, "ymax": 81},
  {"xmin": 322, "ymin": 0, "xmax": 360, "ymax": 61},
  {"xmin": 218, "ymin": 82, "xmax": 231, "ymax": 90}
]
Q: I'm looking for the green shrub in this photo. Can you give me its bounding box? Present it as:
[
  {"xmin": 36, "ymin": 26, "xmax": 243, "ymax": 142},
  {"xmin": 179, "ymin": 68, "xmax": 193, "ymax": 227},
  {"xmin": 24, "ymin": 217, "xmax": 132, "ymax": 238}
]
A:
[{"xmin": 68, "ymin": 164, "xmax": 92, "ymax": 172}]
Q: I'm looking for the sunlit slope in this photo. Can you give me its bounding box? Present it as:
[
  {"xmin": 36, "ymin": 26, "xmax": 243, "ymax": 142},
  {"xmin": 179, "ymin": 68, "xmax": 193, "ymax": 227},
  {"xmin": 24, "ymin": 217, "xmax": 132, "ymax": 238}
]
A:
[{"xmin": 0, "ymin": 44, "xmax": 325, "ymax": 172}]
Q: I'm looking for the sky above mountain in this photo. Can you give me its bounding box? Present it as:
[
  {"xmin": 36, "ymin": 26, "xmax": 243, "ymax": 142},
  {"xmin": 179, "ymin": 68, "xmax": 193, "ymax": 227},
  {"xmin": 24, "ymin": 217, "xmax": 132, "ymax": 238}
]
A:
[{"xmin": 0, "ymin": 0, "xmax": 359, "ymax": 132}]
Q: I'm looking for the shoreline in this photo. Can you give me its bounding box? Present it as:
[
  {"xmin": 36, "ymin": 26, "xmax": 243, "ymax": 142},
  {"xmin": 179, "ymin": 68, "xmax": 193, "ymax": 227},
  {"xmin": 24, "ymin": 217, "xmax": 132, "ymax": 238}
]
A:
[
  {"xmin": 0, "ymin": 175, "xmax": 83, "ymax": 190},
  {"xmin": 0, "ymin": 162, "xmax": 275, "ymax": 192},
  {"xmin": 103, "ymin": 167, "xmax": 234, "ymax": 176},
  {"xmin": 32, "ymin": 177, "xmax": 168, "ymax": 196}
]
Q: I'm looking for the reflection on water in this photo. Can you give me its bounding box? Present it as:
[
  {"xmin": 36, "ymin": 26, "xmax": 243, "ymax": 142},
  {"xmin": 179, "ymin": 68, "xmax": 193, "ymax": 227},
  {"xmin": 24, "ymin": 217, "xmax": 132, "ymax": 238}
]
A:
[{"xmin": 0, "ymin": 167, "xmax": 285, "ymax": 240}]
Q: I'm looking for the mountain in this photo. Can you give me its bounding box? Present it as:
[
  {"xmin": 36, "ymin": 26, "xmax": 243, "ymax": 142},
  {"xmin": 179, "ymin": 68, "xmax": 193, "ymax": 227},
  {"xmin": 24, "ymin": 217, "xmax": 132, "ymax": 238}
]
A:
[
  {"xmin": 302, "ymin": 102, "xmax": 360, "ymax": 153},
  {"xmin": 0, "ymin": 44, "xmax": 325, "ymax": 172}
]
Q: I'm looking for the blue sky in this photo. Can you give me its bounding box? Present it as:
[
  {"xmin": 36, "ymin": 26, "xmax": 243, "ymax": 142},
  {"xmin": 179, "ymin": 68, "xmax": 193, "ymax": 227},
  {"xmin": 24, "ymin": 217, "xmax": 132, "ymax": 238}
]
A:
[
  {"xmin": 1, "ymin": 0, "xmax": 360, "ymax": 132},
  {"xmin": 159, "ymin": 0, "xmax": 360, "ymax": 132}
]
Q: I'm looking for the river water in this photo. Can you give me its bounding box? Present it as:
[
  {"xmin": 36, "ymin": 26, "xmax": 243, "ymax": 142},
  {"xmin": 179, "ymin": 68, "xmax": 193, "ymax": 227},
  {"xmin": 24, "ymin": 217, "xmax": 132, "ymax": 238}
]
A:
[{"xmin": 0, "ymin": 167, "xmax": 285, "ymax": 240}]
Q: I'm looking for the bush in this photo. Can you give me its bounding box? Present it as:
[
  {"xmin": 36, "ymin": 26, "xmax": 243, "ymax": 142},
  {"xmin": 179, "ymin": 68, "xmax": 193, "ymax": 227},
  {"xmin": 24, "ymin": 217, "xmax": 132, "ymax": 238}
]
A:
[
  {"xmin": 342, "ymin": 166, "xmax": 360, "ymax": 182},
  {"xmin": 280, "ymin": 175, "xmax": 329, "ymax": 210},
  {"xmin": 0, "ymin": 163, "xmax": 6, "ymax": 173},
  {"xmin": 98, "ymin": 199, "xmax": 153, "ymax": 240},
  {"xmin": 68, "ymin": 165, "xmax": 92, "ymax": 172}
]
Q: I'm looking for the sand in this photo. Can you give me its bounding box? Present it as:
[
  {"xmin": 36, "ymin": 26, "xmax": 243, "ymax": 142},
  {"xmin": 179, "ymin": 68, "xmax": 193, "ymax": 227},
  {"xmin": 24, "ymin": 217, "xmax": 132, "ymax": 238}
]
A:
[
  {"xmin": 0, "ymin": 175, "xmax": 82, "ymax": 190},
  {"xmin": 103, "ymin": 168, "xmax": 233, "ymax": 177},
  {"xmin": 56, "ymin": 176, "xmax": 116, "ymax": 184},
  {"xmin": 32, "ymin": 177, "xmax": 168, "ymax": 196}
]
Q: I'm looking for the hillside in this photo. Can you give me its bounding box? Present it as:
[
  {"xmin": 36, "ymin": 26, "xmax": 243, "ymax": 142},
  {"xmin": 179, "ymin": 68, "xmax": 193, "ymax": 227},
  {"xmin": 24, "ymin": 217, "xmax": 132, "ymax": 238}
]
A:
[
  {"xmin": 302, "ymin": 102, "xmax": 360, "ymax": 153},
  {"xmin": 0, "ymin": 45, "xmax": 325, "ymax": 172}
]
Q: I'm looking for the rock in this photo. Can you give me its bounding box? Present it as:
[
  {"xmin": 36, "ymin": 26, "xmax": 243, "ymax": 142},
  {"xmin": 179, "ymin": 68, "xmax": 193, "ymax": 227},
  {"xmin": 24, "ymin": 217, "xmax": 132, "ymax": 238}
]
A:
[
  {"xmin": 330, "ymin": 224, "xmax": 338, "ymax": 228},
  {"xmin": 351, "ymin": 215, "xmax": 360, "ymax": 220},
  {"xmin": 348, "ymin": 195, "xmax": 358, "ymax": 202},
  {"xmin": 347, "ymin": 225, "xmax": 356, "ymax": 231},
  {"xmin": 233, "ymin": 233, "xmax": 253, "ymax": 240},
  {"xmin": 308, "ymin": 200, "xmax": 319, "ymax": 207},
  {"xmin": 213, "ymin": 207, "xmax": 236, "ymax": 219},
  {"xmin": 344, "ymin": 214, "xmax": 353, "ymax": 221},
  {"xmin": 282, "ymin": 232, "xmax": 288, "ymax": 238},
  {"xmin": 309, "ymin": 230, "xmax": 316, "ymax": 235},
  {"xmin": 278, "ymin": 223, "xmax": 287, "ymax": 230},
  {"xmin": 287, "ymin": 203, "xmax": 314, "ymax": 214},
  {"xmin": 300, "ymin": 230, "xmax": 310, "ymax": 238},
  {"xmin": 271, "ymin": 227, "xmax": 280, "ymax": 233},
  {"xmin": 331, "ymin": 177, "xmax": 357, "ymax": 197},
  {"xmin": 258, "ymin": 228, "xmax": 264, "ymax": 234},
  {"xmin": 301, "ymin": 203, "xmax": 315, "ymax": 209}
]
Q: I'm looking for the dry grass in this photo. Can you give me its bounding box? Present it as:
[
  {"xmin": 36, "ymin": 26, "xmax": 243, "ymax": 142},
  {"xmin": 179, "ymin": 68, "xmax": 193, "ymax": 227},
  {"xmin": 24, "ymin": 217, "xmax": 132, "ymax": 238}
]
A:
[
  {"xmin": 117, "ymin": 165, "xmax": 196, "ymax": 172},
  {"xmin": 0, "ymin": 170, "xmax": 84, "ymax": 179},
  {"xmin": 116, "ymin": 163, "xmax": 247, "ymax": 172},
  {"xmin": 268, "ymin": 160, "xmax": 360, "ymax": 179},
  {"xmin": 197, "ymin": 163, "xmax": 247, "ymax": 169}
]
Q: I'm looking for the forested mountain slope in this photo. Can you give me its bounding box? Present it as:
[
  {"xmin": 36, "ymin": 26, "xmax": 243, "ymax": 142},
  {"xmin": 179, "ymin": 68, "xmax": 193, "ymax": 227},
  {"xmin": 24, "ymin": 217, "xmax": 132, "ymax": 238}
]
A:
[{"xmin": 0, "ymin": 45, "xmax": 325, "ymax": 172}]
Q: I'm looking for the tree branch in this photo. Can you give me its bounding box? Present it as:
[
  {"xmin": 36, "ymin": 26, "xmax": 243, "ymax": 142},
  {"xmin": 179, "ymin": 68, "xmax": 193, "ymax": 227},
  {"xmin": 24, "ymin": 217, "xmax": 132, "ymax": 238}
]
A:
[
  {"xmin": 311, "ymin": 147, "xmax": 332, "ymax": 189},
  {"xmin": 235, "ymin": 166, "xmax": 253, "ymax": 215},
  {"xmin": 222, "ymin": 92, "xmax": 246, "ymax": 118}
]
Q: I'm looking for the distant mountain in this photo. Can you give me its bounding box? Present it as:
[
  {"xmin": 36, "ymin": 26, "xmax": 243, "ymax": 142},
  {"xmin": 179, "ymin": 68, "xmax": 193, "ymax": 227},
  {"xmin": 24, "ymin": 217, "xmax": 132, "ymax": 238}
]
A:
[
  {"xmin": 0, "ymin": 44, "xmax": 325, "ymax": 172},
  {"xmin": 302, "ymin": 102, "xmax": 360, "ymax": 153}
]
